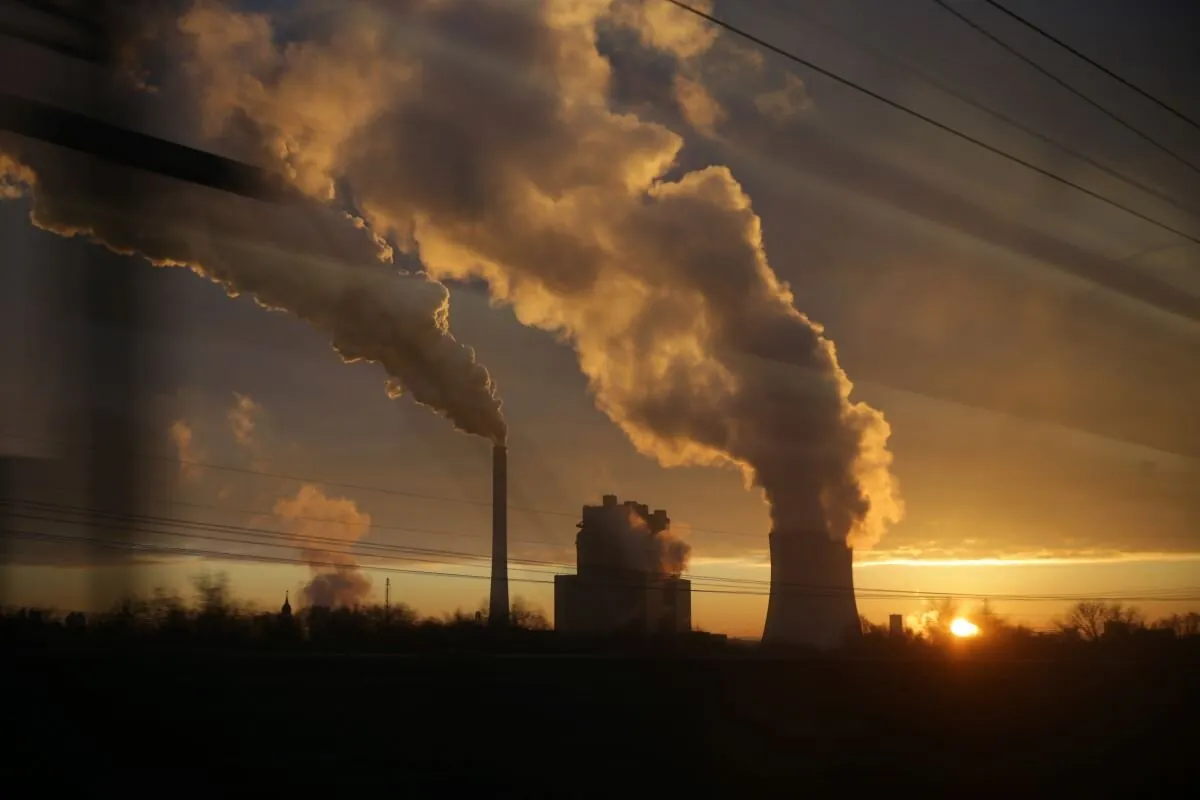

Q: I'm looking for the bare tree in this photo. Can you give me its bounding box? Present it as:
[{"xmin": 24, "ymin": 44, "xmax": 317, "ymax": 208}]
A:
[
  {"xmin": 191, "ymin": 571, "xmax": 233, "ymax": 618},
  {"xmin": 1156, "ymin": 612, "xmax": 1200, "ymax": 637},
  {"xmin": 1057, "ymin": 601, "xmax": 1145, "ymax": 641},
  {"xmin": 509, "ymin": 597, "xmax": 550, "ymax": 631}
]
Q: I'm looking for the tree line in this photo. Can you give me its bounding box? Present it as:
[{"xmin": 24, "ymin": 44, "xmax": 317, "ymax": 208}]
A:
[{"xmin": 3, "ymin": 571, "xmax": 1198, "ymax": 656}]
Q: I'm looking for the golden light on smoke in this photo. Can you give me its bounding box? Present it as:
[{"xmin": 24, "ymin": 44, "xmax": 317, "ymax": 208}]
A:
[{"xmin": 950, "ymin": 618, "xmax": 980, "ymax": 638}]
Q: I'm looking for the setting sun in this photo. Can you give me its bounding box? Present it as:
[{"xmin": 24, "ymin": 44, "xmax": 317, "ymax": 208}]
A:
[{"xmin": 950, "ymin": 618, "xmax": 980, "ymax": 638}]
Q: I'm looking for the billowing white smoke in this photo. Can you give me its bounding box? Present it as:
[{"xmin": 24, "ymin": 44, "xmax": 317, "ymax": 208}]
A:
[
  {"xmin": 622, "ymin": 508, "xmax": 690, "ymax": 576},
  {"xmin": 3, "ymin": 0, "xmax": 902, "ymax": 549},
  {"xmin": 0, "ymin": 117, "xmax": 505, "ymax": 445},
  {"xmin": 273, "ymin": 484, "xmax": 373, "ymax": 608},
  {"xmin": 588, "ymin": 505, "xmax": 690, "ymax": 576}
]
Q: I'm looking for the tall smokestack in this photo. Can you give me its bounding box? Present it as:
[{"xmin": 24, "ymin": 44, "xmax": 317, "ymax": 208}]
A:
[
  {"xmin": 762, "ymin": 532, "xmax": 860, "ymax": 649},
  {"xmin": 489, "ymin": 444, "xmax": 509, "ymax": 628}
]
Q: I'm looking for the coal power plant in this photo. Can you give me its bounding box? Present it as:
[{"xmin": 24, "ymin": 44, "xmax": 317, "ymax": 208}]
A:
[
  {"xmin": 762, "ymin": 533, "xmax": 861, "ymax": 649},
  {"xmin": 555, "ymin": 495, "xmax": 691, "ymax": 636},
  {"xmin": 489, "ymin": 444, "xmax": 509, "ymax": 628}
]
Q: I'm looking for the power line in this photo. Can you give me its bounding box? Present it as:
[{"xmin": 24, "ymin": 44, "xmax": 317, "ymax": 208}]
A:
[
  {"xmin": 5, "ymin": 496, "xmax": 1199, "ymax": 603},
  {"xmin": 13, "ymin": 476, "xmax": 562, "ymax": 548},
  {"xmin": 0, "ymin": 497, "xmax": 880, "ymax": 597},
  {"xmin": 6, "ymin": 431, "xmax": 1200, "ymax": 592},
  {"xmin": 982, "ymin": 0, "xmax": 1200, "ymax": 133},
  {"xmin": 930, "ymin": 0, "xmax": 1200, "ymax": 178},
  {"xmin": 12, "ymin": 528, "xmax": 1200, "ymax": 603},
  {"xmin": 2, "ymin": 497, "xmax": 573, "ymax": 577},
  {"xmin": 0, "ymin": 431, "xmax": 763, "ymax": 539},
  {"xmin": 778, "ymin": 3, "xmax": 1198, "ymax": 217},
  {"xmin": 657, "ymin": 0, "xmax": 1200, "ymax": 245}
]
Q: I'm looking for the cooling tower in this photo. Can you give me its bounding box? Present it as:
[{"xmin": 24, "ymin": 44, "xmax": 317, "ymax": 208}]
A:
[
  {"xmin": 761, "ymin": 532, "xmax": 860, "ymax": 649},
  {"xmin": 488, "ymin": 444, "xmax": 509, "ymax": 628}
]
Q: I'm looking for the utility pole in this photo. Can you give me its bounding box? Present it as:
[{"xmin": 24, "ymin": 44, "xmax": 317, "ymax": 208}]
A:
[{"xmin": 385, "ymin": 577, "xmax": 390, "ymax": 617}]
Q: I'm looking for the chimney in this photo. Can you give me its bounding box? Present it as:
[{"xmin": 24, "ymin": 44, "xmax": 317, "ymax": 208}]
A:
[{"xmin": 489, "ymin": 444, "xmax": 509, "ymax": 628}]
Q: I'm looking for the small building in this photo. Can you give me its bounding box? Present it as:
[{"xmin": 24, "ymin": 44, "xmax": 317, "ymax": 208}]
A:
[
  {"xmin": 889, "ymin": 614, "xmax": 904, "ymax": 637},
  {"xmin": 555, "ymin": 494, "xmax": 691, "ymax": 636}
]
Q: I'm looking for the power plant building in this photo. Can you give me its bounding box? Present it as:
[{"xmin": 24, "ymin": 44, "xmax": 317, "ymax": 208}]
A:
[{"xmin": 555, "ymin": 495, "xmax": 691, "ymax": 636}]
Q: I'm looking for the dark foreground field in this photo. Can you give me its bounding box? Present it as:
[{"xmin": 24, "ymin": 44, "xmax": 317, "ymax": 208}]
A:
[{"xmin": 4, "ymin": 651, "xmax": 1197, "ymax": 795}]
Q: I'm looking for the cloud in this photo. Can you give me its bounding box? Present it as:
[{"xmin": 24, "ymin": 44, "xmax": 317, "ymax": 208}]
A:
[
  {"xmin": 227, "ymin": 392, "xmax": 262, "ymax": 450},
  {"xmin": 0, "ymin": 152, "xmax": 35, "ymax": 199},
  {"xmin": 607, "ymin": 0, "xmax": 720, "ymax": 61},
  {"xmin": 272, "ymin": 483, "xmax": 374, "ymax": 607},
  {"xmin": 0, "ymin": 5, "xmax": 506, "ymax": 445},
  {"xmin": 3, "ymin": 1, "xmax": 900, "ymax": 554},
  {"xmin": 163, "ymin": 0, "xmax": 900, "ymax": 550},
  {"xmin": 754, "ymin": 73, "xmax": 813, "ymax": 122},
  {"xmin": 674, "ymin": 73, "xmax": 726, "ymax": 136},
  {"xmin": 169, "ymin": 420, "xmax": 203, "ymax": 482}
]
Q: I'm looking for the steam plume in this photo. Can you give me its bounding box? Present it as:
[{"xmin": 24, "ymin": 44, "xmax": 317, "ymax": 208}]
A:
[
  {"xmin": 615, "ymin": 506, "xmax": 690, "ymax": 576},
  {"xmin": 0, "ymin": 129, "xmax": 505, "ymax": 445},
  {"xmin": 228, "ymin": 392, "xmax": 262, "ymax": 449},
  {"xmin": 168, "ymin": 419, "xmax": 203, "ymax": 482},
  {"xmin": 273, "ymin": 484, "xmax": 373, "ymax": 608},
  {"xmin": 158, "ymin": 0, "xmax": 899, "ymax": 547},
  {"xmin": 5, "ymin": 0, "xmax": 901, "ymax": 549}
]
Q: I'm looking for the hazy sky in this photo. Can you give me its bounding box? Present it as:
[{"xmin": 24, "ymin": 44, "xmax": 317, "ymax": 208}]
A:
[{"xmin": 1, "ymin": 0, "xmax": 1197, "ymax": 635}]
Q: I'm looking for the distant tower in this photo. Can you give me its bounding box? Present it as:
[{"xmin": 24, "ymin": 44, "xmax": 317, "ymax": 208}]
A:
[
  {"xmin": 280, "ymin": 591, "xmax": 292, "ymax": 622},
  {"xmin": 889, "ymin": 614, "xmax": 904, "ymax": 637}
]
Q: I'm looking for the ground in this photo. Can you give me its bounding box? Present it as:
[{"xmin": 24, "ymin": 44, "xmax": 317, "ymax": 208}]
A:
[{"xmin": 4, "ymin": 651, "xmax": 1195, "ymax": 794}]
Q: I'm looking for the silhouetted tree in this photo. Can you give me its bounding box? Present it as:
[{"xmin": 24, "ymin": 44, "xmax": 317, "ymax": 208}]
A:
[
  {"xmin": 1156, "ymin": 612, "xmax": 1200, "ymax": 637},
  {"xmin": 1057, "ymin": 601, "xmax": 1145, "ymax": 641},
  {"xmin": 976, "ymin": 600, "xmax": 1006, "ymax": 636},
  {"xmin": 510, "ymin": 597, "xmax": 550, "ymax": 631},
  {"xmin": 192, "ymin": 572, "xmax": 233, "ymax": 617}
]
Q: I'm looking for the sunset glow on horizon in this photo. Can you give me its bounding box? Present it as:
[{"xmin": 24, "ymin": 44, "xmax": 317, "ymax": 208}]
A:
[{"xmin": 950, "ymin": 618, "xmax": 981, "ymax": 638}]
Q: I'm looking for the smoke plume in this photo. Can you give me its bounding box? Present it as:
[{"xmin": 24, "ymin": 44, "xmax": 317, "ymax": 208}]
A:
[
  {"xmin": 620, "ymin": 506, "xmax": 690, "ymax": 576},
  {"xmin": 5, "ymin": 0, "xmax": 902, "ymax": 548},
  {"xmin": 272, "ymin": 484, "xmax": 373, "ymax": 608},
  {"xmin": 158, "ymin": 0, "xmax": 899, "ymax": 547},
  {"xmin": 0, "ymin": 116, "xmax": 505, "ymax": 444},
  {"xmin": 227, "ymin": 392, "xmax": 262, "ymax": 449},
  {"xmin": 168, "ymin": 419, "xmax": 203, "ymax": 482},
  {"xmin": 579, "ymin": 502, "xmax": 689, "ymax": 575}
]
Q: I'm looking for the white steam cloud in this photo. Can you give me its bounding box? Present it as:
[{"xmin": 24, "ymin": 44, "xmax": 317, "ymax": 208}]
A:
[
  {"xmin": 2, "ymin": 0, "xmax": 901, "ymax": 549},
  {"xmin": 600, "ymin": 505, "xmax": 691, "ymax": 576},
  {"xmin": 228, "ymin": 392, "xmax": 262, "ymax": 449},
  {"xmin": 273, "ymin": 483, "xmax": 373, "ymax": 608},
  {"xmin": 168, "ymin": 419, "xmax": 203, "ymax": 482},
  {"xmin": 0, "ymin": 101, "xmax": 505, "ymax": 443}
]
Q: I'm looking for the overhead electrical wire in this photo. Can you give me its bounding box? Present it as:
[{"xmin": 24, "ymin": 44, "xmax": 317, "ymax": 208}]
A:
[
  {"xmin": 8, "ymin": 527, "xmax": 1200, "ymax": 603},
  {"xmin": 981, "ymin": 0, "xmax": 1200, "ymax": 133},
  {"xmin": 4, "ymin": 496, "xmax": 1199, "ymax": 603},
  {"xmin": 929, "ymin": 0, "xmax": 1200, "ymax": 178},
  {"xmin": 0, "ymin": 497, "xmax": 897, "ymax": 598},
  {"xmin": 657, "ymin": 0, "xmax": 1200, "ymax": 245},
  {"xmin": 0, "ymin": 430, "xmax": 763, "ymax": 539},
  {"xmin": 3, "ymin": 430, "xmax": 1197, "ymax": 588},
  {"xmin": 774, "ymin": 3, "xmax": 1199, "ymax": 217},
  {"xmin": 2, "ymin": 497, "xmax": 573, "ymax": 576}
]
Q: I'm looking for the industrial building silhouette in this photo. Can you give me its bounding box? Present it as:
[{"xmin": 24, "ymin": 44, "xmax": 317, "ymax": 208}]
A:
[{"xmin": 555, "ymin": 495, "xmax": 691, "ymax": 636}]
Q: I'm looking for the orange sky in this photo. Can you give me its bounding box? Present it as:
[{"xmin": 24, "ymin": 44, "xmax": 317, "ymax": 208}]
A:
[{"xmin": 1, "ymin": 0, "xmax": 1197, "ymax": 637}]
